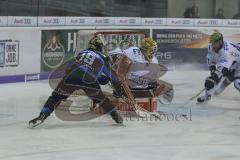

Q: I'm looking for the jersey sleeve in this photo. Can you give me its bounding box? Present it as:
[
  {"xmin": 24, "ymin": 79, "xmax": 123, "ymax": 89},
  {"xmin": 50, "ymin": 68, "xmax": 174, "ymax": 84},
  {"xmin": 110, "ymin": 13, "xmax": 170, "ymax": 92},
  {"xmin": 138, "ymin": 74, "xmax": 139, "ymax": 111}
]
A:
[
  {"xmin": 217, "ymin": 42, "xmax": 240, "ymax": 70},
  {"xmin": 206, "ymin": 44, "xmax": 216, "ymax": 67}
]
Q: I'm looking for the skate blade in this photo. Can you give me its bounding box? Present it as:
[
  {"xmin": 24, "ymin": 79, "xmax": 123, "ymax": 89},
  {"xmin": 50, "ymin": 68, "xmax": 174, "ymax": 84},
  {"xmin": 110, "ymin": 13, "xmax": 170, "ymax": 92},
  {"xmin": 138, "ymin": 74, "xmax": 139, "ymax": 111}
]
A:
[{"xmin": 28, "ymin": 121, "xmax": 43, "ymax": 129}]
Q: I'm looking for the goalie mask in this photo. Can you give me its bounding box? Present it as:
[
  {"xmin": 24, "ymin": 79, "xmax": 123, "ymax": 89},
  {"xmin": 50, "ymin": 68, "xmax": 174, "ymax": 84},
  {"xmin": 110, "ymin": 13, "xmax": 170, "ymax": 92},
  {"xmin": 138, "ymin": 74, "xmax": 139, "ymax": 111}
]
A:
[
  {"xmin": 209, "ymin": 32, "xmax": 223, "ymax": 53},
  {"xmin": 140, "ymin": 38, "xmax": 157, "ymax": 62},
  {"xmin": 88, "ymin": 36, "xmax": 104, "ymax": 52}
]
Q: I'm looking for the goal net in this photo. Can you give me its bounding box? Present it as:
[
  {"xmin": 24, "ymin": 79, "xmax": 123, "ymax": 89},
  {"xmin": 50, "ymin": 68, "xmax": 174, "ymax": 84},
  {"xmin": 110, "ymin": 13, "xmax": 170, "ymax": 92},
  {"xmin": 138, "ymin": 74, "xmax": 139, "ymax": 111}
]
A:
[{"xmin": 76, "ymin": 30, "xmax": 146, "ymax": 55}]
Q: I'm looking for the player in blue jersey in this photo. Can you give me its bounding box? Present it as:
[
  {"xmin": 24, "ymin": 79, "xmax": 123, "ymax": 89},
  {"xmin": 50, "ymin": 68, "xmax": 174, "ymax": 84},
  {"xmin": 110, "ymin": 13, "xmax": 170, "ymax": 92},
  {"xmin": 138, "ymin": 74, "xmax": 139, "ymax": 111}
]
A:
[{"xmin": 29, "ymin": 37, "xmax": 128, "ymax": 127}]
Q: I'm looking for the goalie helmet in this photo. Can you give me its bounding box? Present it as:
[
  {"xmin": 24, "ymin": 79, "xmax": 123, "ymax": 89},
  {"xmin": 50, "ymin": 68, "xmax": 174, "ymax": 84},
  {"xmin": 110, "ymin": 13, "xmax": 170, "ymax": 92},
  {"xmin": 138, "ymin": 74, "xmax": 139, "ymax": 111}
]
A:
[
  {"xmin": 140, "ymin": 38, "xmax": 157, "ymax": 62},
  {"xmin": 88, "ymin": 36, "xmax": 104, "ymax": 52}
]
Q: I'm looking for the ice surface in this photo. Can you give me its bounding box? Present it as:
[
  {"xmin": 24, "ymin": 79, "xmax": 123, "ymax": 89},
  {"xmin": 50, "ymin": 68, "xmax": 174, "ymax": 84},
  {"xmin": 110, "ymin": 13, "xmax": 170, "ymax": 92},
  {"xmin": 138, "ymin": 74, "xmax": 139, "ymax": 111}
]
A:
[{"xmin": 0, "ymin": 71, "xmax": 240, "ymax": 160}]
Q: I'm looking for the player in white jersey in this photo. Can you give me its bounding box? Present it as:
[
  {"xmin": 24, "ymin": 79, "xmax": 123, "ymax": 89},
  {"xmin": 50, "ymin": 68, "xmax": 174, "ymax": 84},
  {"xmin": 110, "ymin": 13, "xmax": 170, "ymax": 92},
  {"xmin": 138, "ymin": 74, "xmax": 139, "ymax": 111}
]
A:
[
  {"xmin": 123, "ymin": 38, "xmax": 159, "ymax": 89},
  {"xmin": 108, "ymin": 38, "xmax": 158, "ymax": 88},
  {"xmin": 108, "ymin": 38, "xmax": 158, "ymax": 64},
  {"xmin": 108, "ymin": 38, "xmax": 173, "ymax": 103},
  {"xmin": 197, "ymin": 32, "xmax": 240, "ymax": 102},
  {"xmin": 122, "ymin": 40, "xmax": 158, "ymax": 64}
]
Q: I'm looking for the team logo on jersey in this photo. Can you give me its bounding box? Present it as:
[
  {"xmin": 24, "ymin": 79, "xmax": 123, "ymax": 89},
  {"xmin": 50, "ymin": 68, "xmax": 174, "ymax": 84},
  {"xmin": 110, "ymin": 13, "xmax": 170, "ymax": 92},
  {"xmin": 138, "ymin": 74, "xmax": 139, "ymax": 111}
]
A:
[
  {"xmin": 42, "ymin": 32, "xmax": 65, "ymax": 69},
  {"xmin": 0, "ymin": 40, "xmax": 19, "ymax": 67}
]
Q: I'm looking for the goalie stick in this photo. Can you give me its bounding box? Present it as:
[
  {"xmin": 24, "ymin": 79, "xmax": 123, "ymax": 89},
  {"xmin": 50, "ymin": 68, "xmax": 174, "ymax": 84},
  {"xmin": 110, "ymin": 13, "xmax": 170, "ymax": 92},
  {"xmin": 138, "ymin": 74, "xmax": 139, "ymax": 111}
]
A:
[{"xmin": 109, "ymin": 54, "xmax": 167, "ymax": 119}]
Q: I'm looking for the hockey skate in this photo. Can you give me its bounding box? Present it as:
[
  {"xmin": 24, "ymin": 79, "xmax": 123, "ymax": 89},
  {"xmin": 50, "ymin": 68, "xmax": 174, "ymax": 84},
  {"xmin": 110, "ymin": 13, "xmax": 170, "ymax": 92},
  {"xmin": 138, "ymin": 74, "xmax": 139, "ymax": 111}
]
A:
[
  {"xmin": 28, "ymin": 112, "xmax": 50, "ymax": 128},
  {"xmin": 197, "ymin": 94, "xmax": 211, "ymax": 103},
  {"xmin": 110, "ymin": 110, "xmax": 124, "ymax": 125}
]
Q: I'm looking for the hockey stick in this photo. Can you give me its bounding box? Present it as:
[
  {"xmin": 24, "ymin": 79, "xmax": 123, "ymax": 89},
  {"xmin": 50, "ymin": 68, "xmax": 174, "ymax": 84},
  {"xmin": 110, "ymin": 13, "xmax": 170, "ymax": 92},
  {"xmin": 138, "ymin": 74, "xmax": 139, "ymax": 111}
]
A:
[
  {"xmin": 182, "ymin": 88, "xmax": 205, "ymax": 107},
  {"xmin": 179, "ymin": 76, "xmax": 229, "ymax": 108},
  {"xmin": 179, "ymin": 88, "xmax": 205, "ymax": 111},
  {"xmin": 172, "ymin": 88, "xmax": 205, "ymax": 118}
]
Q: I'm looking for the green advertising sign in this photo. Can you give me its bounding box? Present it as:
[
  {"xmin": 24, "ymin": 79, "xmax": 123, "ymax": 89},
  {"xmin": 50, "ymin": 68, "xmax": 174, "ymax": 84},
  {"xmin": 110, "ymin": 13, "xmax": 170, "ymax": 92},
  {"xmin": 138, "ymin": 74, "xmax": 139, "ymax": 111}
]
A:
[{"xmin": 41, "ymin": 30, "xmax": 78, "ymax": 72}]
